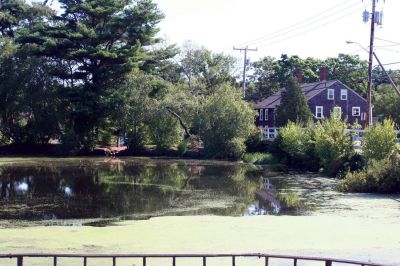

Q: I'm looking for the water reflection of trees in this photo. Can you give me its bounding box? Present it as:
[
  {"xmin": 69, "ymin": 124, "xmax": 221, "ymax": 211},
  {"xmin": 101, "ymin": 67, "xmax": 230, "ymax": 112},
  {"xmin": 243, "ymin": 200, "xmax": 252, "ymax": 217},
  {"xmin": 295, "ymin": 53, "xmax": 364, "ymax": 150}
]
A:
[{"xmin": 0, "ymin": 160, "xmax": 264, "ymax": 222}]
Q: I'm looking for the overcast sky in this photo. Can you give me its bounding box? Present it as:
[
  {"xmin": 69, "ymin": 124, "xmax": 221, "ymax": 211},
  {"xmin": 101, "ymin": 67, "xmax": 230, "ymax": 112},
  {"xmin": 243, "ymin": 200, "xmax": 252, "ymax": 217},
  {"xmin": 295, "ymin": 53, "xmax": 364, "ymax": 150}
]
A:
[{"xmin": 154, "ymin": 0, "xmax": 400, "ymax": 69}]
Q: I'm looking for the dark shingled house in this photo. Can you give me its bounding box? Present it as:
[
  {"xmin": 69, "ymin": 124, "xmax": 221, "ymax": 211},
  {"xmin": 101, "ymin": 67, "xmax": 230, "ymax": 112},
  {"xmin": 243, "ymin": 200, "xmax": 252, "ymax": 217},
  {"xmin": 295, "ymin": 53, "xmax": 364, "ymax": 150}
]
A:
[{"xmin": 254, "ymin": 74, "xmax": 368, "ymax": 130}]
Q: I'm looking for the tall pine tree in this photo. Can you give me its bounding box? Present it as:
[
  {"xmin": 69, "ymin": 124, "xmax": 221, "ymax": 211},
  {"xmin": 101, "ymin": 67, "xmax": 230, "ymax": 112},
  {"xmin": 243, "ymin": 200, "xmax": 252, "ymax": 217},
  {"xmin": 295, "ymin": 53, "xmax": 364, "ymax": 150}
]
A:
[
  {"xmin": 275, "ymin": 76, "xmax": 312, "ymax": 126},
  {"xmin": 18, "ymin": 0, "xmax": 168, "ymax": 150}
]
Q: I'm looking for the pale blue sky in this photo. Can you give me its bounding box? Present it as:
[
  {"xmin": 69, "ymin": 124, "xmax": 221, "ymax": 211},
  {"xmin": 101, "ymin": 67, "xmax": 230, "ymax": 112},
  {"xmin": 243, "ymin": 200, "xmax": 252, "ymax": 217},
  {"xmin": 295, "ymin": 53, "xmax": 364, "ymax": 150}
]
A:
[{"xmin": 154, "ymin": 0, "xmax": 400, "ymax": 68}]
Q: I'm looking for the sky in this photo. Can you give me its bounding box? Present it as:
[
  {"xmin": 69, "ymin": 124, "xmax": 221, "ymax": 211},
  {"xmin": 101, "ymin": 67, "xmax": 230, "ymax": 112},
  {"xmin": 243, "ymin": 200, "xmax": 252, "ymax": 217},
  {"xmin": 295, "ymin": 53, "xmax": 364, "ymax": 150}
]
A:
[{"xmin": 153, "ymin": 0, "xmax": 400, "ymax": 69}]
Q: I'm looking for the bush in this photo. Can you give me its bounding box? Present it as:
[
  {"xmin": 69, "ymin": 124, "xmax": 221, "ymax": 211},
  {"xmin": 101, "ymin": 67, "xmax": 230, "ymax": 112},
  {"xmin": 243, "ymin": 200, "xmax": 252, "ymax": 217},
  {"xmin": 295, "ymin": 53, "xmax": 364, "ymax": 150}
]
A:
[
  {"xmin": 225, "ymin": 137, "xmax": 246, "ymax": 160},
  {"xmin": 243, "ymin": 152, "xmax": 277, "ymax": 165},
  {"xmin": 271, "ymin": 122, "xmax": 319, "ymax": 170},
  {"xmin": 336, "ymin": 153, "xmax": 365, "ymax": 179},
  {"xmin": 278, "ymin": 122, "xmax": 306, "ymax": 159},
  {"xmin": 177, "ymin": 139, "xmax": 188, "ymax": 156},
  {"xmin": 148, "ymin": 111, "xmax": 183, "ymax": 153},
  {"xmin": 314, "ymin": 113, "xmax": 353, "ymax": 175},
  {"xmin": 339, "ymin": 151, "xmax": 400, "ymax": 193},
  {"xmin": 126, "ymin": 124, "xmax": 149, "ymax": 152},
  {"xmin": 195, "ymin": 84, "xmax": 256, "ymax": 159},
  {"xmin": 60, "ymin": 129, "xmax": 81, "ymax": 155},
  {"xmin": 362, "ymin": 119, "xmax": 397, "ymax": 163},
  {"xmin": 245, "ymin": 128, "xmax": 265, "ymax": 152}
]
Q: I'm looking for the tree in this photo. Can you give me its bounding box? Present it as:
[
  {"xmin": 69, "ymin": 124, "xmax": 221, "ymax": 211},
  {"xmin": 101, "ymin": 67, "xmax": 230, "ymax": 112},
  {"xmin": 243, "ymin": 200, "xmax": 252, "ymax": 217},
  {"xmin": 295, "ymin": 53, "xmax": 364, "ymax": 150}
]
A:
[
  {"xmin": 195, "ymin": 84, "xmax": 256, "ymax": 159},
  {"xmin": 324, "ymin": 54, "xmax": 368, "ymax": 96},
  {"xmin": 18, "ymin": 0, "xmax": 168, "ymax": 150},
  {"xmin": 374, "ymin": 84, "xmax": 400, "ymax": 126},
  {"xmin": 179, "ymin": 43, "xmax": 239, "ymax": 96},
  {"xmin": 247, "ymin": 56, "xmax": 281, "ymax": 101},
  {"xmin": 275, "ymin": 76, "xmax": 312, "ymax": 126},
  {"xmin": 0, "ymin": 0, "xmax": 60, "ymax": 145}
]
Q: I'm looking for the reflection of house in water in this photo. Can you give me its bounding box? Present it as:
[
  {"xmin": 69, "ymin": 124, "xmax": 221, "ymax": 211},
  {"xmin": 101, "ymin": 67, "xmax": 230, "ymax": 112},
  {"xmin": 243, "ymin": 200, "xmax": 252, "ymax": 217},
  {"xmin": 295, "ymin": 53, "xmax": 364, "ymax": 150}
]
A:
[{"xmin": 250, "ymin": 178, "xmax": 281, "ymax": 215}]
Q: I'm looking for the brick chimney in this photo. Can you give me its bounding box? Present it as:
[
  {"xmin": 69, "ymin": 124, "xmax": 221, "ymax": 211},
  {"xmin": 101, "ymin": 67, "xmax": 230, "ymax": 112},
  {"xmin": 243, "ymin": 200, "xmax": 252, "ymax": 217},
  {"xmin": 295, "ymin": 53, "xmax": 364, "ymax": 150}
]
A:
[
  {"xmin": 319, "ymin": 67, "xmax": 328, "ymax": 81},
  {"xmin": 294, "ymin": 69, "xmax": 303, "ymax": 83}
]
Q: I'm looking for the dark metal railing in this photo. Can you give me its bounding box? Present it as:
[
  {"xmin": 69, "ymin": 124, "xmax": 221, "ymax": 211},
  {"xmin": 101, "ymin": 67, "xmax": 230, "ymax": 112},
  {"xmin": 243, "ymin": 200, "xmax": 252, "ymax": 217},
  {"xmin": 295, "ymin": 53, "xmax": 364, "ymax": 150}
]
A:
[{"xmin": 0, "ymin": 253, "xmax": 389, "ymax": 266}]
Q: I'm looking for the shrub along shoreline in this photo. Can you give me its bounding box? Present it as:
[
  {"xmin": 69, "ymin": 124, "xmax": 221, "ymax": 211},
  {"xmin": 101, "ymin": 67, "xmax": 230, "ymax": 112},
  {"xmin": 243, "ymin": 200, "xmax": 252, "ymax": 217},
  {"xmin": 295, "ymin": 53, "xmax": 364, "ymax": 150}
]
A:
[{"xmin": 267, "ymin": 115, "xmax": 400, "ymax": 193}]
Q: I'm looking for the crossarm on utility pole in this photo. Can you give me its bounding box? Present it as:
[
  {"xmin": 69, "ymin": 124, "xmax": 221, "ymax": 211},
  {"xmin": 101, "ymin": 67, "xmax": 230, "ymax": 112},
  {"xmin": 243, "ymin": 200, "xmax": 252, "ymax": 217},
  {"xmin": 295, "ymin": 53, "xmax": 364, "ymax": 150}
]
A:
[{"xmin": 233, "ymin": 46, "xmax": 257, "ymax": 98}]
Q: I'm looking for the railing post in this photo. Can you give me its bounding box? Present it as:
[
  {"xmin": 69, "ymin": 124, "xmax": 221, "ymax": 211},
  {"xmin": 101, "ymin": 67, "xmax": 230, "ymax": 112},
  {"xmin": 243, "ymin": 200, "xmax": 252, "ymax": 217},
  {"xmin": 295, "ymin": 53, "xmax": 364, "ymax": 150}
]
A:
[
  {"xmin": 113, "ymin": 257, "xmax": 116, "ymax": 266},
  {"xmin": 265, "ymin": 256, "xmax": 269, "ymax": 266},
  {"xmin": 232, "ymin": 256, "xmax": 235, "ymax": 266},
  {"xmin": 325, "ymin": 260, "xmax": 332, "ymax": 266},
  {"xmin": 53, "ymin": 256, "xmax": 57, "ymax": 266},
  {"xmin": 83, "ymin": 257, "xmax": 87, "ymax": 266},
  {"xmin": 203, "ymin": 256, "xmax": 206, "ymax": 266},
  {"xmin": 293, "ymin": 258, "xmax": 297, "ymax": 266},
  {"xmin": 143, "ymin": 256, "xmax": 146, "ymax": 266},
  {"xmin": 17, "ymin": 256, "xmax": 23, "ymax": 266},
  {"xmin": 172, "ymin": 256, "xmax": 176, "ymax": 266}
]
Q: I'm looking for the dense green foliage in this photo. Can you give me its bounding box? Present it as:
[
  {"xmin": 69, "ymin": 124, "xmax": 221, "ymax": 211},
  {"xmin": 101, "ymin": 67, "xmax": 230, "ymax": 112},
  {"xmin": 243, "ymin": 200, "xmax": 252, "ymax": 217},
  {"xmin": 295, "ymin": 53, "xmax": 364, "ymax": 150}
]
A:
[
  {"xmin": 17, "ymin": 0, "xmax": 167, "ymax": 150},
  {"xmin": 195, "ymin": 85, "xmax": 256, "ymax": 159},
  {"xmin": 272, "ymin": 114, "xmax": 354, "ymax": 175},
  {"xmin": 1, "ymin": 0, "xmax": 399, "ymax": 167},
  {"xmin": 339, "ymin": 152, "xmax": 400, "ymax": 193},
  {"xmin": 275, "ymin": 76, "xmax": 312, "ymax": 126},
  {"xmin": 339, "ymin": 120, "xmax": 399, "ymax": 193},
  {"xmin": 362, "ymin": 119, "xmax": 397, "ymax": 163},
  {"xmin": 248, "ymin": 54, "xmax": 370, "ymax": 100},
  {"xmin": 242, "ymin": 152, "xmax": 277, "ymax": 165},
  {"xmin": 313, "ymin": 111, "xmax": 353, "ymax": 175},
  {"xmin": 374, "ymin": 84, "xmax": 400, "ymax": 126}
]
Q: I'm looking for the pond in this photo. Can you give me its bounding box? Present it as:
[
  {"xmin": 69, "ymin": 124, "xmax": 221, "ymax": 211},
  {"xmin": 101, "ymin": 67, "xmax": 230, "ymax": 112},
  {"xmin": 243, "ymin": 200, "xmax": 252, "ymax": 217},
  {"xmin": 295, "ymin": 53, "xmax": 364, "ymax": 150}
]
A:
[{"xmin": 0, "ymin": 157, "xmax": 399, "ymax": 227}]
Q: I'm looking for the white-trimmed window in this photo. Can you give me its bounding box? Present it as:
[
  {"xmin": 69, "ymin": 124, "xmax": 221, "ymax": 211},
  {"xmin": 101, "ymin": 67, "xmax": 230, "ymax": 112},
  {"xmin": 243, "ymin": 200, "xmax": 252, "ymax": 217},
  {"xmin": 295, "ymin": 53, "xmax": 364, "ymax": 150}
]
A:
[
  {"xmin": 264, "ymin": 109, "xmax": 268, "ymax": 121},
  {"xmin": 327, "ymin": 89, "xmax": 334, "ymax": 100},
  {"xmin": 260, "ymin": 109, "xmax": 264, "ymax": 121},
  {"xmin": 341, "ymin": 89, "xmax": 348, "ymax": 100},
  {"xmin": 352, "ymin": 107, "xmax": 361, "ymax": 116},
  {"xmin": 316, "ymin": 106, "xmax": 324, "ymax": 119}
]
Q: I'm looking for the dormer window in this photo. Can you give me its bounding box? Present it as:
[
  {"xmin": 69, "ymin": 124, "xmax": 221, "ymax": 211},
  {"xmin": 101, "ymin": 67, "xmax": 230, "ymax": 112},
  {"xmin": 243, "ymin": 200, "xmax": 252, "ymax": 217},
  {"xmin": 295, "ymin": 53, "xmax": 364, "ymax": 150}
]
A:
[
  {"xmin": 265, "ymin": 109, "xmax": 268, "ymax": 121},
  {"xmin": 327, "ymin": 89, "xmax": 334, "ymax": 100},
  {"xmin": 260, "ymin": 109, "xmax": 264, "ymax": 121},
  {"xmin": 341, "ymin": 89, "xmax": 348, "ymax": 100}
]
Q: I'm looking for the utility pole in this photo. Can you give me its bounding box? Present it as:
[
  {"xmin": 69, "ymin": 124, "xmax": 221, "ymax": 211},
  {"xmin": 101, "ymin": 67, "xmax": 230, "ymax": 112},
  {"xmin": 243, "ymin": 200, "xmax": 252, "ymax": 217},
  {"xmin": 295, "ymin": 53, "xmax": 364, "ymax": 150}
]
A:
[
  {"xmin": 234, "ymin": 46, "xmax": 257, "ymax": 98},
  {"xmin": 365, "ymin": 0, "xmax": 377, "ymax": 127}
]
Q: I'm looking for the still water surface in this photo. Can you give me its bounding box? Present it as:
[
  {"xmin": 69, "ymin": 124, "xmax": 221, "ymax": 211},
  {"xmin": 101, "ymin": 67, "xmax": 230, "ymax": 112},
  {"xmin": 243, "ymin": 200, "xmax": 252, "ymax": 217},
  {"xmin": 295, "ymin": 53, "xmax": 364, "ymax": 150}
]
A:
[{"xmin": 0, "ymin": 157, "xmax": 398, "ymax": 227}]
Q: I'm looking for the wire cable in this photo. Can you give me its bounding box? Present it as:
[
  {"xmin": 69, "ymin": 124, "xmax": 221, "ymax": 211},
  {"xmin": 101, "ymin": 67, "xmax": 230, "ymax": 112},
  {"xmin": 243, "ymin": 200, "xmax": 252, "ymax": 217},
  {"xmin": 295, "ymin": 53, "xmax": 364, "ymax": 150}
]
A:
[
  {"xmin": 234, "ymin": 0, "xmax": 362, "ymax": 47},
  {"xmin": 256, "ymin": 7, "xmax": 361, "ymax": 49},
  {"xmin": 375, "ymin": 37, "xmax": 400, "ymax": 46}
]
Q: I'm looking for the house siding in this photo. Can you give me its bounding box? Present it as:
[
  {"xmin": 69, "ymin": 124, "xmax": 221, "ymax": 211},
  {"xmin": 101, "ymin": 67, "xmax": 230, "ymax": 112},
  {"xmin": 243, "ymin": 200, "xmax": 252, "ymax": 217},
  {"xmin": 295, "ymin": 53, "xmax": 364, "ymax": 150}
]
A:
[
  {"xmin": 254, "ymin": 80, "xmax": 368, "ymax": 128},
  {"xmin": 255, "ymin": 108, "xmax": 275, "ymax": 127},
  {"xmin": 307, "ymin": 83, "xmax": 367, "ymax": 127}
]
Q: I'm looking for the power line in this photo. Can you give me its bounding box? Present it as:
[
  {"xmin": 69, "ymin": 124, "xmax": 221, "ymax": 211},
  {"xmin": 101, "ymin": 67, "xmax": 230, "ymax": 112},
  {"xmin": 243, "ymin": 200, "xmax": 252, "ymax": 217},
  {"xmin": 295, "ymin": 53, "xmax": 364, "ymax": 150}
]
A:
[
  {"xmin": 234, "ymin": 1, "xmax": 362, "ymax": 47},
  {"xmin": 375, "ymin": 37, "xmax": 400, "ymax": 46},
  {"xmin": 376, "ymin": 47, "xmax": 400, "ymax": 54},
  {"xmin": 256, "ymin": 7, "xmax": 361, "ymax": 49}
]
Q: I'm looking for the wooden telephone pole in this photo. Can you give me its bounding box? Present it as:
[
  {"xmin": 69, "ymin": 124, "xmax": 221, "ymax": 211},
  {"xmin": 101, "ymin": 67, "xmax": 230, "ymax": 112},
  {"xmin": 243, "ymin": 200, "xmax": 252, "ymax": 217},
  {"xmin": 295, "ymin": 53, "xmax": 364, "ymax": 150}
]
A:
[
  {"xmin": 365, "ymin": 0, "xmax": 378, "ymax": 127},
  {"xmin": 234, "ymin": 46, "xmax": 257, "ymax": 98}
]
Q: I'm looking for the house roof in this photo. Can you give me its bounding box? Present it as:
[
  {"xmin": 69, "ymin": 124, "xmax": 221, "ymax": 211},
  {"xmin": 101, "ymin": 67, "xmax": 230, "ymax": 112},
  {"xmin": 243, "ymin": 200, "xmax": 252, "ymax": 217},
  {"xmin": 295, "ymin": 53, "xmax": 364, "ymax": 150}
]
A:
[{"xmin": 253, "ymin": 80, "xmax": 363, "ymax": 109}]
